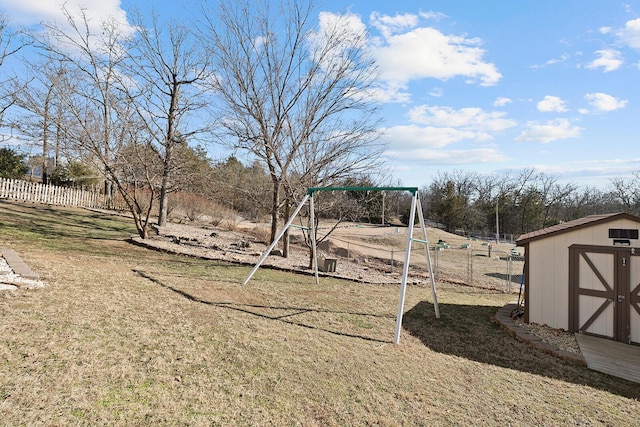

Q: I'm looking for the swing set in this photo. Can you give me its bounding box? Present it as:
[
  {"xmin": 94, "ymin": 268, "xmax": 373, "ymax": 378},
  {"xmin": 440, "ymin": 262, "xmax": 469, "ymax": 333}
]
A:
[{"xmin": 243, "ymin": 186, "xmax": 440, "ymax": 344}]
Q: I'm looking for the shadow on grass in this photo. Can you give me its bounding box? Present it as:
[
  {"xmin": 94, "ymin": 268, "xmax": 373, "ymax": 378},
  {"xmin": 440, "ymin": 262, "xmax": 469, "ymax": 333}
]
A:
[
  {"xmin": 134, "ymin": 269, "xmax": 394, "ymax": 344},
  {"xmin": 403, "ymin": 300, "xmax": 640, "ymax": 400},
  {"xmin": 0, "ymin": 201, "xmax": 135, "ymax": 244}
]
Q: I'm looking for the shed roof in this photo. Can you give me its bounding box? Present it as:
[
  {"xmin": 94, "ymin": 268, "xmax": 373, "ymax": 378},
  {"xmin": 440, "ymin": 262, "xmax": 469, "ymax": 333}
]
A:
[{"xmin": 516, "ymin": 212, "xmax": 640, "ymax": 245}]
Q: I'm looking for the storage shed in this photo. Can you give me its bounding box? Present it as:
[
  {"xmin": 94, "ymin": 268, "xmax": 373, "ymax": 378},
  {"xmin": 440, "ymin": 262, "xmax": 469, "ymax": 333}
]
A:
[{"xmin": 516, "ymin": 213, "xmax": 640, "ymax": 345}]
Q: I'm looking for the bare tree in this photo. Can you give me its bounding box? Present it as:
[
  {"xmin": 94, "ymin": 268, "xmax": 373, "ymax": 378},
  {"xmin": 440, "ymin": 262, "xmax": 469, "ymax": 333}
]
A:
[
  {"xmin": 537, "ymin": 173, "xmax": 577, "ymax": 228},
  {"xmin": 124, "ymin": 12, "xmax": 213, "ymax": 227},
  {"xmin": 610, "ymin": 170, "xmax": 640, "ymax": 216},
  {"xmin": 562, "ymin": 186, "xmax": 615, "ymax": 219},
  {"xmin": 0, "ymin": 15, "xmax": 30, "ymax": 130},
  {"xmin": 199, "ymin": 0, "xmax": 382, "ymax": 246},
  {"xmin": 9, "ymin": 58, "xmax": 73, "ymax": 183},
  {"xmin": 35, "ymin": 7, "xmax": 157, "ymax": 237}
]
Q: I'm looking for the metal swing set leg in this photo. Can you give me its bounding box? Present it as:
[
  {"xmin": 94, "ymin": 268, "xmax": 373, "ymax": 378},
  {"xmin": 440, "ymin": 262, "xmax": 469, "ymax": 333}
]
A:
[{"xmin": 242, "ymin": 188, "xmax": 440, "ymax": 344}]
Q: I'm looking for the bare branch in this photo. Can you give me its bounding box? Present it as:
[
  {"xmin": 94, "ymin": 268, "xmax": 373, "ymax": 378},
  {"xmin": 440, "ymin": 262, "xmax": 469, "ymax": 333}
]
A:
[{"xmin": 199, "ymin": 0, "xmax": 384, "ymax": 245}]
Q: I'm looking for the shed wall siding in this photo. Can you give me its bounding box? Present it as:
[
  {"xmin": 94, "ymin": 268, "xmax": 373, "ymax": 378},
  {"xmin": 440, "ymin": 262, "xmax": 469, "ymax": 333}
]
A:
[
  {"xmin": 528, "ymin": 238, "xmax": 569, "ymax": 329},
  {"xmin": 527, "ymin": 218, "xmax": 640, "ymax": 331}
]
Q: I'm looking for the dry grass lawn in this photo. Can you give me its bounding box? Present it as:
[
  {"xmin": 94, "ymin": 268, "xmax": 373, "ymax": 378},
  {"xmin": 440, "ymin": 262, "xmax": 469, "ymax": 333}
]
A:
[{"xmin": 0, "ymin": 201, "xmax": 638, "ymax": 425}]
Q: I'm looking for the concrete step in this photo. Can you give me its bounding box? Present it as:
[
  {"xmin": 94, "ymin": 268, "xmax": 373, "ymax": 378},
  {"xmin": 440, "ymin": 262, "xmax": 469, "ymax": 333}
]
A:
[{"xmin": 0, "ymin": 247, "xmax": 40, "ymax": 280}]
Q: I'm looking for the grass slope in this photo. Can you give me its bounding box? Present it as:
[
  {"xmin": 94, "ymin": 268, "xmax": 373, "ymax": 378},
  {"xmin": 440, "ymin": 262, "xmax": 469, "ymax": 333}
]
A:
[{"xmin": 0, "ymin": 201, "xmax": 638, "ymax": 425}]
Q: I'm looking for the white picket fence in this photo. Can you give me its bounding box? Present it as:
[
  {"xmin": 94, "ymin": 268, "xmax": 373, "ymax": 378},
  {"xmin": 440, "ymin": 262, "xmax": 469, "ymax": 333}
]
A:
[{"xmin": 0, "ymin": 177, "xmax": 106, "ymax": 209}]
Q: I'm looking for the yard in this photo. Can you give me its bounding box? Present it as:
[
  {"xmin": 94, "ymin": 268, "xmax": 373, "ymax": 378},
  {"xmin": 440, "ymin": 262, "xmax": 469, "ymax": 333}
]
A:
[{"xmin": 0, "ymin": 201, "xmax": 638, "ymax": 425}]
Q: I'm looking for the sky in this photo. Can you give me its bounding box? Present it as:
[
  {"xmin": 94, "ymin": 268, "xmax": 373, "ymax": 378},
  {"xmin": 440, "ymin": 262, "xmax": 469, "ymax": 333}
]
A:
[{"xmin": 1, "ymin": 0, "xmax": 640, "ymax": 190}]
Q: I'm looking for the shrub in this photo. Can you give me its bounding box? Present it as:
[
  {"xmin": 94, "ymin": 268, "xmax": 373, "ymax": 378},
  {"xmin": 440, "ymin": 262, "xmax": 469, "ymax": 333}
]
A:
[
  {"xmin": 0, "ymin": 148, "xmax": 28, "ymax": 179},
  {"xmin": 169, "ymin": 191, "xmax": 243, "ymax": 230}
]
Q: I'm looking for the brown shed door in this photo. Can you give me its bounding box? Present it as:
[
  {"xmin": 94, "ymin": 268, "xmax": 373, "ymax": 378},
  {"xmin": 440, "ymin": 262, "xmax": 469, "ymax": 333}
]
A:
[
  {"xmin": 630, "ymin": 254, "xmax": 640, "ymax": 344},
  {"xmin": 569, "ymin": 245, "xmax": 638, "ymax": 344}
]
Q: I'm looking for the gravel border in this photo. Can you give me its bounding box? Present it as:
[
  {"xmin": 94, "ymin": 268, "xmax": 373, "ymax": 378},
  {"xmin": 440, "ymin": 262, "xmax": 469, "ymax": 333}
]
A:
[{"xmin": 493, "ymin": 304, "xmax": 585, "ymax": 365}]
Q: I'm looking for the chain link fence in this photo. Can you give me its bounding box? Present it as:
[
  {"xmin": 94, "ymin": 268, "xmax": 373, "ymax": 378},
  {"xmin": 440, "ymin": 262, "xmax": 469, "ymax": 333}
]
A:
[
  {"xmin": 315, "ymin": 226, "xmax": 524, "ymax": 293},
  {"xmin": 431, "ymin": 246, "xmax": 524, "ymax": 293}
]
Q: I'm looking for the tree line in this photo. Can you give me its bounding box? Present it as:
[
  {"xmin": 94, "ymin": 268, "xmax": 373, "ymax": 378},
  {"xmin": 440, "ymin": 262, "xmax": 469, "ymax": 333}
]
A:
[{"xmin": 418, "ymin": 169, "xmax": 640, "ymax": 239}]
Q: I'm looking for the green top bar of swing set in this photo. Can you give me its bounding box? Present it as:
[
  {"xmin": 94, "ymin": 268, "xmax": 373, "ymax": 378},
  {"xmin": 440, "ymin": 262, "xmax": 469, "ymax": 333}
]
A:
[{"xmin": 307, "ymin": 186, "xmax": 418, "ymax": 195}]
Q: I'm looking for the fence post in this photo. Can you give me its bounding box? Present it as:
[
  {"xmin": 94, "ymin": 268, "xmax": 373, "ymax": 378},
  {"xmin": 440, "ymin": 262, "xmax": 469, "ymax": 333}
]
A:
[
  {"xmin": 467, "ymin": 249, "xmax": 472, "ymax": 285},
  {"xmin": 507, "ymin": 256, "xmax": 512, "ymax": 293},
  {"xmin": 433, "ymin": 247, "xmax": 439, "ymax": 279},
  {"xmin": 390, "ymin": 248, "xmax": 394, "ymax": 272}
]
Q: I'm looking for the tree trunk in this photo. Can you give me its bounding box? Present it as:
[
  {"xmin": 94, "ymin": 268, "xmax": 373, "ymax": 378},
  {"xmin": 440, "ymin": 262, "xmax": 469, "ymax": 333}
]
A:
[
  {"xmin": 104, "ymin": 180, "xmax": 113, "ymax": 208},
  {"xmin": 269, "ymin": 178, "xmax": 281, "ymax": 245},
  {"xmin": 159, "ymin": 70, "xmax": 181, "ymax": 228},
  {"xmin": 308, "ymin": 244, "xmax": 314, "ymax": 269},
  {"xmin": 42, "ymin": 106, "xmax": 49, "ymax": 185},
  {"xmin": 283, "ymin": 201, "xmax": 291, "ymax": 258},
  {"xmin": 158, "ymin": 176, "xmax": 169, "ymax": 227},
  {"xmin": 138, "ymin": 223, "xmax": 149, "ymax": 239}
]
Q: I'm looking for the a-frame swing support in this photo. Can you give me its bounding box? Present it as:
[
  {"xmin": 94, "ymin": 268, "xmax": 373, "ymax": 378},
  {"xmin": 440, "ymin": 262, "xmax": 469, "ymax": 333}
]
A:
[{"xmin": 242, "ymin": 186, "xmax": 440, "ymax": 344}]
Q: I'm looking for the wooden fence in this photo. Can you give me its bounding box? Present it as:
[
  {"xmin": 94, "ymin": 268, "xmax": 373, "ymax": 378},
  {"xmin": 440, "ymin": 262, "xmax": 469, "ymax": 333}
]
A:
[{"xmin": 0, "ymin": 178, "xmax": 107, "ymax": 209}]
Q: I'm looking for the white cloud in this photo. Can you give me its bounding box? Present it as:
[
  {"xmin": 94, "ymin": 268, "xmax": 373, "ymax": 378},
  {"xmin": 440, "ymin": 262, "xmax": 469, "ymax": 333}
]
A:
[
  {"xmin": 0, "ymin": 0, "xmax": 134, "ymax": 37},
  {"xmin": 408, "ymin": 105, "xmax": 516, "ymax": 133},
  {"xmin": 310, "ymin": 11, "xmax": 371, "ymax": 84},
  {"xmin": 537, "ymin": 95, "xmax": 568, "ymax": 113},
  {"xmin": 617, "ymin": 18, "xmax": 640, "ymax": 49},
  {"xmin": 419, "ymin": 11, "xmax": 448, "ymax": 21},
  {"xmin": 428, "ymin": 87, "xmax": 444, "ymax": 97},
  {"xmin": 383, "ymin": 125, "xmax": 478, "ymax": 149},
  {"xmin": 316, "ymin": 11, "xmax": 368, "ymax": 49},
  {"xmin": 494, "ymin": 97, "xmax": 512, "ymax": 107},
  {"xmin": 384, "ymin": 147, "xmax": 509, "ymax": 164},
  {"xmin": 379, "ymin": 105, "xmax": 515, "ymax": 165},
  {"xmin": 515, "ymin": 118, "xmax": 582, "ymax": 143},
  {"xmin": 370, "ymin": 12, "xmax": 419, "ymax": 38},
  {"xmin": 599, "ymin": 26, "xmax": 612, "ymax": 35},
  {"xmin": 583, "ymin": 92, "xmax": 628, "ymax": 112},
  {"xmin": 531, "ymin": 53, "xmax": 570, "ymax": 69},
  {"xmin": 384, "ymin": 105, "xmax": 516, "ymax": 169},
  {"xmin": 586, "ymin": 49, "xmax": 623, "ymax": 72},
  {"xmin": 369, "ymin": 15, "xmax": 501, "ymax": 88},
  {"xmin": 527, "ymin": 158, "xmax": 640, "ymax": 183},
  {"xmin": 365, "ymin": 84, "xmax": 412, "ymax": 103}
]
